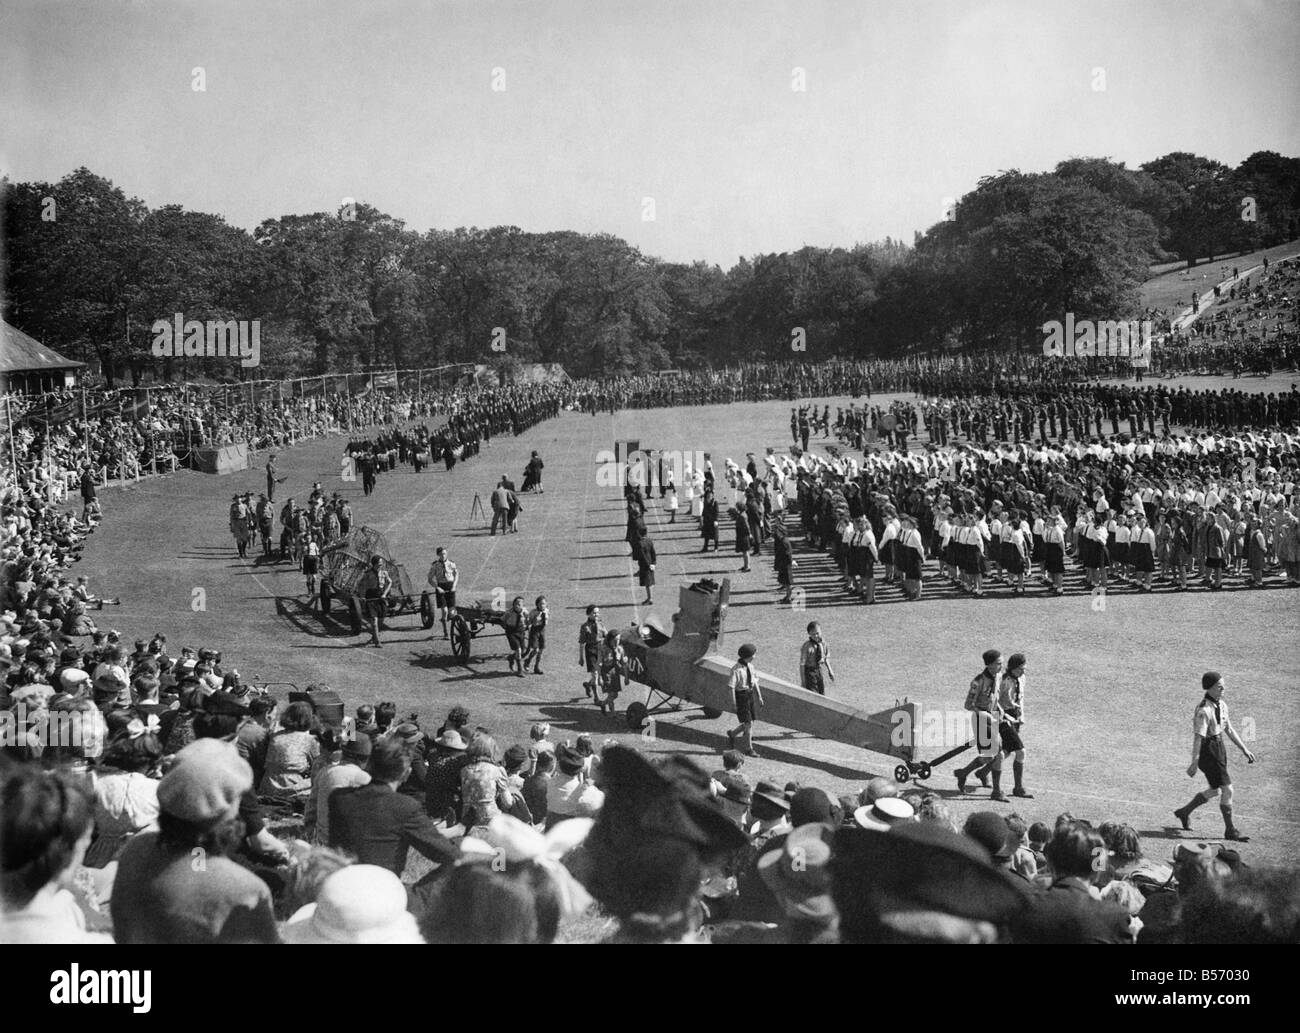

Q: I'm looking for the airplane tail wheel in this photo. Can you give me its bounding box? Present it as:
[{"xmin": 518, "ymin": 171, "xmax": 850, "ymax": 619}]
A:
[
  {"xmin": 419, "ymin": 592, "xmax": 434, "ymax": 629},
  {"xmin": 916, "ymin": 762, "xmax": 933, "ymax": 781},
  {"xmin": 626, "ymin": 701, "xmax": 649, "ymax": 731},
  {"xmin": 319, "ymin": 581, "xmax": 331, "ymax": 614},
  {"xmin": 701, "ymin": 706, "xmax": 723, "ymax": 720},
  {"xmin": 449, "ymin": 616, "xmax": 471, "ymax": 661},
  {"xmin": 893, "ymin": 764, "xmax": 911, "ymax": 784}
]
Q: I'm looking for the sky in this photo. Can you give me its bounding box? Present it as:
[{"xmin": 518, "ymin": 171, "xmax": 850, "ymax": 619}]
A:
[{"xmin": 2, "ymin": 0, "xmax": 1298, "ymax": 269}]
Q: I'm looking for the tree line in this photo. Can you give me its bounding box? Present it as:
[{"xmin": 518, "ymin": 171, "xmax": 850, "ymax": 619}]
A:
[{"xmin": 2, "ymin": 151, "xmax": 1296, "ymax": 385}]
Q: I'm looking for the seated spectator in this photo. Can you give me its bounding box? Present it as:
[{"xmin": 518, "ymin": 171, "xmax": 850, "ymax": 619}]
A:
[
  {"xmin": 328, "ymin": 738, "xmax": 458, "ymax": 875},
  {"xmin": 831, "ymin": 821, "xmax": 1031, "ymax": 943},
  {"xmin": 1178, "ymin": 865, "xmax": 1300, "ymax": 944},
  {"xmin": 308, "ymin": 732, "xmax": 372, "ymax": 846},
  {"xmin": 459, "ymin": 733, "xmax": 512, "ymax": 837},
  {"xmin": 1010, "ymin": 821, "xmax": 1132, "ymax": 944},
  {"xmin": 425, "ymin": 815, "xmax": 592, "ymax": 943},
  {"xmin": 283, "ymin": 864, "xmax": 423, "ymax": 944},
  {"xmin": 522, "ymin": 749, "xmax": 554, "ymax": 829},
  {"xmin": 82, "ymin": 725, "xmax": 162, "ymax": 870},
  {"xmin": 546, "ymin": 743, "xmax": 605, "ymax": 831},
  {"xmin": 0, "ymin": 765, "xmax": 112, "ymax": 943},
  {"xmin": 110, "ymin": 739, "xmax": 280, "ymax": 943},
  {"xmin": 582, "ymin": 746, "xmax": 747, "ymax": 943},
  {"xmin": 259, "ymin": 700, "xmax": 319, "ymax": 804},
  {"xmin": 424, "ymin": 728, "xmax": 470, "ymax": 825}
]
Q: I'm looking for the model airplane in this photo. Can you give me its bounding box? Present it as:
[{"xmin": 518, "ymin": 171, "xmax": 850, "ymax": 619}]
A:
[{"xmin": 616, "ymin": 577, "xmax": 964, "ymax": 782}]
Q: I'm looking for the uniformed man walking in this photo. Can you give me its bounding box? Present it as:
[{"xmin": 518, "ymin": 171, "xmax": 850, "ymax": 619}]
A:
[
  {"xmin": 358, "ymin": 555, "xmax": 392, "ymax": 648},
  {"xmin": 1174, "ymin": 672, "xmax": 1255, "ymax": 841},
  {"xmin": 427, "ymin": 546, "xmax": 459, "ymax": 638},
  {"xmin": 998, "ymin": 653, "xmax": 1033, "ymax": 798},
  {"xmin": 953, "ymin": 649, "xmax": 1008, "ymax": 801},
  {"xmin": 799, "ymin": 622, "xmax": 834, "ymax": 695}
]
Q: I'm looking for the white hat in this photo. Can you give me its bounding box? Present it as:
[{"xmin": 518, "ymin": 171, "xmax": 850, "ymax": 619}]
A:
[
  {"xmin": 282, "ymin": 865, "xmax": 423, "ymax": 944},
  {"xmin": 853, "ymin": 797, "xmax": 915, "ymax": 831}
]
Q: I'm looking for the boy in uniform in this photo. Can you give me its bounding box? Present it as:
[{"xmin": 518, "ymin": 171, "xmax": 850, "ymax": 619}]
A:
[
  {"xmin": 953, "ymin": 649, "xmax": 1007, "ymax": 801},
  {"xmin": 799, "ymin": 622, "xmax": 834, "ymax": 695},
  {"xmin": 1174, "ymin": 672, "xmax": 1255, "ymax": 841},
  {"xmin": 578, "ymin": 605, "xmax": 605, "ymax": 698}
]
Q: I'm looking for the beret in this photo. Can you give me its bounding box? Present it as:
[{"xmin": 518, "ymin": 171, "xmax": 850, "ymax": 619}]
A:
[{"xmin": 157, "ymin": 739, "xmax": 253, "ymax": 826}]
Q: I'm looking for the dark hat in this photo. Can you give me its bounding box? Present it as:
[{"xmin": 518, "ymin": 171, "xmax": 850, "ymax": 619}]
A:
[
  {"xmin": 752, "ymin": 780, "xmax": 791, "ymax": 812},
  {"xmin": 790, "ymin": 786, "xmax": 835, "ymax": 827},
  {"xmin": 738, "ymin": 643, "xmax": 757, "ymax": 660},
  {"xmin": 963, "ymin": 811, "xmax": 1015, "ymax": 860},
  {"xmin": 556, "ymin": 742, "xmax": 585, "ymax": 775},
  {"xmin": 757, "ymin": 821, "xmax": 836, "ymax": 922},
  {"xmin": 341, "ymin": 731, "xmax": 372, "ymax": 762},
  {"xmin": 1201, "ymin": 671, "xmax": 1222, "ymax": 692},
  {"xmin": 502, "ymin": 744, "xmax": 529, "ymax": 768},
  {"xmin": 832, "ymin": 822, "xmax": 1031, "ymax": 939},
  {"xmin": 600, "ymin": 746, "xmax": 748, "ymax": 854}
]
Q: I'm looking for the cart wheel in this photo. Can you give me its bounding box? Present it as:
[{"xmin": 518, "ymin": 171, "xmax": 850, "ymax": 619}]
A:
[
  {"xmin": 701, "ymin": 706, "xmax": 723, "ymax": 720},
  {"xmin": 419, "ymin": 592, "xmax": 434, "ymax": 629},
  {"xmin": 319, "ymin": 581, "xmax": 331, "ymax": 614},
  {"xmin": 916, "ymin": 762, "xmax": 933, "ymax": 781},
  {"xmin": 449, "ymin": 616, "xmax": 471, "ymax": 661},
  {"xmin": 893, "ymin": 764, "xmax": 910, "ymax": 784},
  {"xmin": 626, "ymin": 701, "xmax": 649, "ymax": 731}
]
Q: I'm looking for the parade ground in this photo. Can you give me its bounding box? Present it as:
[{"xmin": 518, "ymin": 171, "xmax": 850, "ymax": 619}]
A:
[{"xmin": 79, "ymin": 375, "xmax": 1300, "ymax": 868}]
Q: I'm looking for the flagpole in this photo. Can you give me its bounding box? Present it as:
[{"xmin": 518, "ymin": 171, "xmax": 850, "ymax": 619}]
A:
[{"xmin": 5, "ymin": 395, "xmax": 16, "ymax": 477}]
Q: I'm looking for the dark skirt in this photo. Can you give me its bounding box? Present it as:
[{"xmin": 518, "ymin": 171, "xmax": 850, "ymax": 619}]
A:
[
  {"xmin": 1044, "ymin": 542, "xmax": 1066, "ymax": 574},
  {"xmin": 959, "ymin": 542, "xmax": 981, "ymax": 575},
  {"xmin": 1032, "ymin": 534, "xmax": 1044, "ymax": 563},
  {"xmin": 1131, "ymin": 542, "xmax": 1155, "ymax": 573},
  {"xmin": 1003, "ymin": 546, "xmax": 1025, "ymax": 575},
  {"xmin": 638, "ymin": 565, "xmax": 655, "ymax": 587},
  {"xmin": 303, "ymin": 555, "xmax": 319, "ymax": 575},
  {"xmin": 1113, "ymin": 542, "xmax": 1129, "ymax": 566},
  {"xmin": 897, "ymin": 545, "xmax": 923, "ymax": 580},
  {"xmin": 847, "ymin": 546, "xmax": 873, "ymax": 579}
]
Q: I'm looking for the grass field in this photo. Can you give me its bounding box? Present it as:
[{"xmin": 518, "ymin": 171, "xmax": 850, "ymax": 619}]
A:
[
  {"xmin": 1139, "ymin": 240, "xmax": 1300, "ymax": 314},
  {"xmin": 79, "ymin": 384, "xmax": 1300, "ymax": 868}
]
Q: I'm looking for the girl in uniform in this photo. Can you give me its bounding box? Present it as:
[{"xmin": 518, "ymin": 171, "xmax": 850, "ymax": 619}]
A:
[
  {"xmin": 1042, "ymin": 507, "xmax": 1066, "ymax": 595},
  {"xmin": 1130, "ymin": 514, "xmax": 1157, "ymax": 592}
]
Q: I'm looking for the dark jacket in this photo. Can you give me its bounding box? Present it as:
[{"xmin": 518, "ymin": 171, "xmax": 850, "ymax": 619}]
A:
[
  {"xmin": 1011, "ymin": 877, "xmax": 1132, "ymax": 944},
  {"xmin": 329, "ymin": 782, "xmax": 458, "ymax": 874}
]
